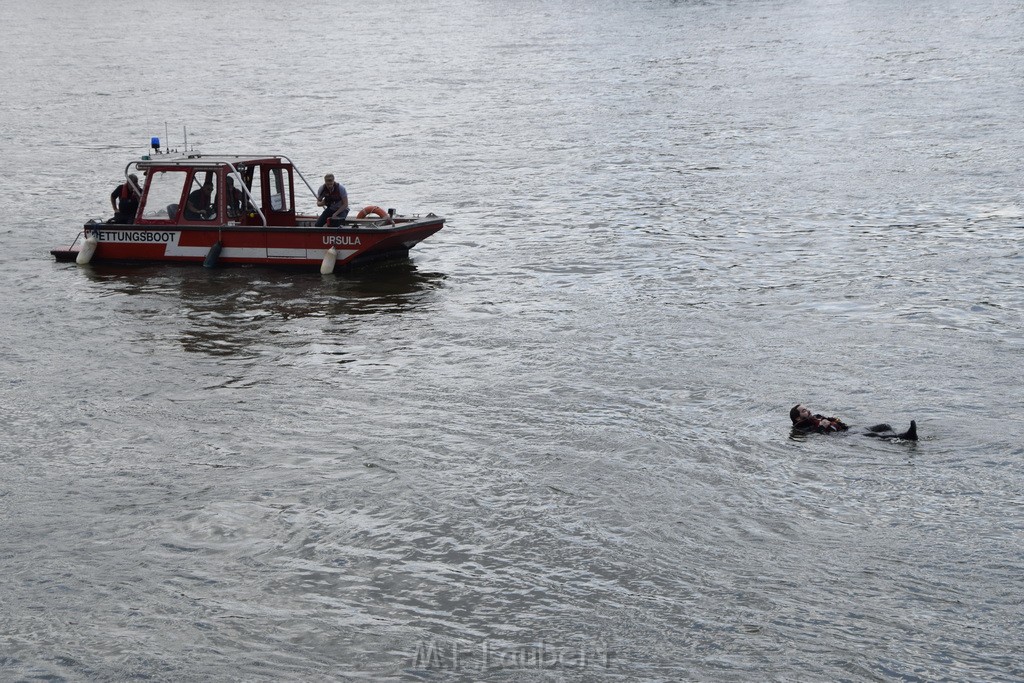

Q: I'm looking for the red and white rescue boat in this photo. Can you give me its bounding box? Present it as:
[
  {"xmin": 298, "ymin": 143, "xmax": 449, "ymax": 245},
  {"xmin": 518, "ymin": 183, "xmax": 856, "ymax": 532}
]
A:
[{"xmin": 51, "ymin": 151, "xmax": 444, "ymax": 273}]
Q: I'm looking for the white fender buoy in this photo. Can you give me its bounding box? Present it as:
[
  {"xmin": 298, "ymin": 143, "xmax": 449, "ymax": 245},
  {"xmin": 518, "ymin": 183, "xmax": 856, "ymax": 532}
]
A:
[
  {"xmin": 76, "ymin": 234, "xmax": 98, "ymax": 265},
  {"xmin": 203, "ymin": 240, "xmax": 223, "ymax": 268},
  {"xmin": 320, "ymin": 246, "xmax": 337, "ymax": 275}
]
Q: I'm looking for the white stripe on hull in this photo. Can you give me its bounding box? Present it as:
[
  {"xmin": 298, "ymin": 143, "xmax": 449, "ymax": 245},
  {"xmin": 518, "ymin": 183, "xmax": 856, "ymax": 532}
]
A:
[
  {"xmin": 92, "ymin": 227, "xmax": 405, "ymax": 264},
  {"xmin": 154, "ymin": 233, "xmax": 357, "ymax": 262}
]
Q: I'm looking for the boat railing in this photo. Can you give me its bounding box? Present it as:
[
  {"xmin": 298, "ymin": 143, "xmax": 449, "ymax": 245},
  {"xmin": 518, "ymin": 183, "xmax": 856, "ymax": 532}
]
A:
[
  {"xmin": 275, "ymin": 155, "xmax": 319, "ymax": 200},
  {"xmin": 223, "ymin": 161, "xmax": 268, "ymax": 227},
  {"xmin": 169, "ymin": 153, "xmax": 320, "ymax": 201}
]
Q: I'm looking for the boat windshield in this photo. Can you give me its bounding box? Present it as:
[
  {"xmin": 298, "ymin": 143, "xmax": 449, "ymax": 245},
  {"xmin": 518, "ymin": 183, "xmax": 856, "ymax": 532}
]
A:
[{"xmin": 142, "ymin": 170, "xmax": 188, "ymax": 221}]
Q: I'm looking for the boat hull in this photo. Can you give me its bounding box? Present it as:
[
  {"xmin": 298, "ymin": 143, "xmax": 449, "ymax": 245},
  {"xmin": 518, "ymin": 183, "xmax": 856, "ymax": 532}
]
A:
[{"xmin": 51, "ymin": 217, "xmax": 444, "ymax": 269}]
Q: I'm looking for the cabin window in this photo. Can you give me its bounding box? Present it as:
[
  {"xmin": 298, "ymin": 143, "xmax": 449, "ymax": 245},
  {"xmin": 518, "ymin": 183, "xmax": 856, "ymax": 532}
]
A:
[
  {"xmin": 247, "ymin": 165, "xmax": 263, "ymax": 214},
  {"xmin": 184, "ymin": 171, "xmax": 218, "ymax": 222},
  {"xmin": 141, "ymin": 170, "xmax": 188, "ymax": 221},
  {"xmin": 268, "ymin": 167, "xmax": 290, "ymax": 212},
  {"xmin": 224, "ymin": 170, "xmax": 245, "ymax": 217}
]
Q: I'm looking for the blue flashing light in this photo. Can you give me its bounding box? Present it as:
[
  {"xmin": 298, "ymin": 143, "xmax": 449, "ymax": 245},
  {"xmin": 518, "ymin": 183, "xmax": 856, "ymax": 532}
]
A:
[{"xmin": 151, "ymin": 137, "xmax": 161, "ymax": 150}]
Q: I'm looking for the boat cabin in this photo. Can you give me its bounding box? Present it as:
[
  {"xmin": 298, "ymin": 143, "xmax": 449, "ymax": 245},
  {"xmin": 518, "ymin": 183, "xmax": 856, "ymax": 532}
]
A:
[{"xmin": 130, "ymin": 154, "xmax": 314, "ymax": 228}]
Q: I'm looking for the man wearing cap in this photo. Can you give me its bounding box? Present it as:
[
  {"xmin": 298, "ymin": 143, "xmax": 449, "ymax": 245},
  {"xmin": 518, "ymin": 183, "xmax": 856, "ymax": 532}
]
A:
[{"xmin": 315, "ymin": 173, "xmax": 349, "ymax": 227}]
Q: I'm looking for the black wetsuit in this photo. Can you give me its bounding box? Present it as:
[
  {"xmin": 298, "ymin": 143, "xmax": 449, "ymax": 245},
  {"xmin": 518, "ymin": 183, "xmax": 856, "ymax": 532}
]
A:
[
  {"xmin": 793, "ymin": 420, "xmax": 918, "ymax": 441},
  {"xmin": 863, "ymin": 421, "xmax": 918, "ymax": 440}
]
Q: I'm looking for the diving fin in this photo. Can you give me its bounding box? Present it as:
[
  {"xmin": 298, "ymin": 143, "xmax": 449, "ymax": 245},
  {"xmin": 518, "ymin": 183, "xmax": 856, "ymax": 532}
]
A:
[{"xmin": 898, "ymin": 420, "xmax": 918, "ymax": 441}]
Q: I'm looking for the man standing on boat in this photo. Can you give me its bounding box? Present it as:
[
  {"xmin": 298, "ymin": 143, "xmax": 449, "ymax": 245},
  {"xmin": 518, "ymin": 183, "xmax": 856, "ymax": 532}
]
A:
[
  {"xmin": 315, "ymin": 173, "xmax": 349, "ymax": 227},
  {"xmin": 109, "ymin": 174, "xmax": 142, "ymax": 224}
]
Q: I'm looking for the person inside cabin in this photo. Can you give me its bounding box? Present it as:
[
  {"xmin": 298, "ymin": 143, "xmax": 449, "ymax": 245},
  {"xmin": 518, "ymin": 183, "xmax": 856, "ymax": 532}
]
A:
[
  {"xmin": 221, "ymin": 176, "xmax": 243, "ymax": 217},
  {"xmin": 315, "ymin": 173, "xmax": 349, "ymax": 227},
  {"xmin": 109, "ymin": 174, "xmax": 142, "ymax": 224},
  {"xmin": 184, "ymin": 178, "xmax": 216, "ymax": 221}
]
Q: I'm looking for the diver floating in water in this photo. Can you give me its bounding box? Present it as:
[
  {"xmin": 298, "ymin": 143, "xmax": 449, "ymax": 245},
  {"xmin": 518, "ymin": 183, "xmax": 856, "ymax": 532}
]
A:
[{"xmin": 790, "ymin": 404, "xmax": 917, "ymax": 440}]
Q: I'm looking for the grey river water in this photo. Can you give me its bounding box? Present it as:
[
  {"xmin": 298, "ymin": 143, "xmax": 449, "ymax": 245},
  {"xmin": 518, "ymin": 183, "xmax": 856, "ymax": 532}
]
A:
[{"xmin": 2, "ymin": 0, "xmax": 1023, "ymax": 680}]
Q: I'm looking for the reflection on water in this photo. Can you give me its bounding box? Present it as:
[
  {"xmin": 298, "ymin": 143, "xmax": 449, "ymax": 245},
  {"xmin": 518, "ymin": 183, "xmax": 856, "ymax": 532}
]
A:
[{"xmin": 78, "ymin": 260, "xmax": 447, "ymax": 356}]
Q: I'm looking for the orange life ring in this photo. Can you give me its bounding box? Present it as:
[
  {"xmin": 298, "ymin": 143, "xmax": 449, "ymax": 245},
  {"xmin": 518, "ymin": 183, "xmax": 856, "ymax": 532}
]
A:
[{"xmin": 356, "ymin": 205, "xmax": 389, "ymax": 219}]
